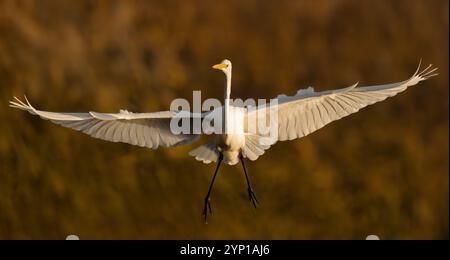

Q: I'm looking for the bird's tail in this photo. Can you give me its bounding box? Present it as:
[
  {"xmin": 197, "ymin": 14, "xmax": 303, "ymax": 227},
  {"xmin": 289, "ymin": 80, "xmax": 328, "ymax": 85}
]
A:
[{"xmin": 189, "ymin": 141, "xmax": 219, "ymax": 164}]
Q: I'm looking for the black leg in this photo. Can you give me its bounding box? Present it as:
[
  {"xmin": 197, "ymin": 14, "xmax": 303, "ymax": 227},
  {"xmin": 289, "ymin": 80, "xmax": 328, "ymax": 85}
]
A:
[
  {"xmin": 239, "ymin": 154, "xmax": 259, "ymax": 208},
  {"xmin": 202, "ymin": 153, "xmax": 223, "ymax": 223}
]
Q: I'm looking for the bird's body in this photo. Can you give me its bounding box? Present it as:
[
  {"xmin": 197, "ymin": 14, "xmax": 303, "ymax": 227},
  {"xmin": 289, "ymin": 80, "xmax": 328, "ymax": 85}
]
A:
[
  {"xmin": 219, "ymin": 133, "xmax": 246, "ymax": 165},
  {"xmin": 218, "ymin": 105, "xmax": 247, "ymax": 165},
  {"xmin": 10, "ymin": 59, "xmax": 437, "ymax": 222}
]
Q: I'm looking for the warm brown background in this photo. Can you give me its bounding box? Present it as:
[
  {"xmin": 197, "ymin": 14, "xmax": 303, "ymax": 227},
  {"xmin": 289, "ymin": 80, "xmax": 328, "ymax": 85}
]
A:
[{"xmin": 0, "ymin": 0, "xmax": 448, "ymax": 239}]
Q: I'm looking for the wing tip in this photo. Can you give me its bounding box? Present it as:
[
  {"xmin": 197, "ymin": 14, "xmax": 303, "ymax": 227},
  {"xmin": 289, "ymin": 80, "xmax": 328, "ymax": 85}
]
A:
[
  {"xmin": 9, "ymin": 95, "xmax": 37, "ymax": 114},
  {"xmin": 414, "ymin": 60, "xmax": 438, "ymax": 81}
]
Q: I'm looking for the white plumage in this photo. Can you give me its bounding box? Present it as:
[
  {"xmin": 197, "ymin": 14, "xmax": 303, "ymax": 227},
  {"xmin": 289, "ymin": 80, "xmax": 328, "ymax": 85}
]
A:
[
  {"xmin": 10, "ymin": 60, "xmax": 437, "ymax": 165},
  {"xmin": 9, "ymin": 59, "xmax": 438, "ymax": 221}
]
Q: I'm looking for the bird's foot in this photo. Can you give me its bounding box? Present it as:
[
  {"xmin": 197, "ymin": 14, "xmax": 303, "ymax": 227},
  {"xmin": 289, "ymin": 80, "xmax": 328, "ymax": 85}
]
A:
[
  {"xmin": 202, "ymin": 197, "xmax": 212, "ymax": 224},
  {"xmin": 247, "ymin": 187, "xmax": 259, "ymax": 208}
]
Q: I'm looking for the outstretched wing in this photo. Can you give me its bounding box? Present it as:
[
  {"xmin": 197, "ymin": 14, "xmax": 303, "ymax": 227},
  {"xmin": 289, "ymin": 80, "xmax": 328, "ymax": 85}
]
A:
[
  {"xmin": 9, "ymin": 97, "xmax": 200, "ymax": 149},
  {"xmin": 246, "ymin": 62, "xmax": 438, "ymax": 143}
]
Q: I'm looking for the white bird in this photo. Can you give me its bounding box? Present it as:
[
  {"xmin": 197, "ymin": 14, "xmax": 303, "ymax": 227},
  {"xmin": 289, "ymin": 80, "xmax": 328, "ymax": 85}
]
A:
[{"xmin": 10, "ymin": 59, "xmax": 437, "ymax": 222}]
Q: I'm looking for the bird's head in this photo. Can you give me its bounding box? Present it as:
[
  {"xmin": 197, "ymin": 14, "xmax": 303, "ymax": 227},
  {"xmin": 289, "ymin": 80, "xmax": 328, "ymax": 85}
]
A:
[{"xmin": 212, "ymin": 59, "xmax": 232, "ymax": 74}]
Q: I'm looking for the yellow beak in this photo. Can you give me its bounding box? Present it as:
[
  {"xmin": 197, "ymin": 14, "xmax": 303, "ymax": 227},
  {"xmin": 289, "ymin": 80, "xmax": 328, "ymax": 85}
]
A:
[{"xmin": 212, "ymin": 63, "xmax": 228, "ymax": 70}]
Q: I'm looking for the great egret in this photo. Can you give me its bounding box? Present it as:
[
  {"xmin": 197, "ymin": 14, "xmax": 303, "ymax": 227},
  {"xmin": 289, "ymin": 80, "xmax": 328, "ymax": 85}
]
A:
[{"xmin": 10, "ymin": 59, "xmax": 437, "ymax": 222}]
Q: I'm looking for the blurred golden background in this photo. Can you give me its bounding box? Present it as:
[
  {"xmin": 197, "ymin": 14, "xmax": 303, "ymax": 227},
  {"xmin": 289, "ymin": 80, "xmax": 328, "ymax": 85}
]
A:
[{"xmin": 0, "ymin": 0, "xmax": 448, "ymax": 239}]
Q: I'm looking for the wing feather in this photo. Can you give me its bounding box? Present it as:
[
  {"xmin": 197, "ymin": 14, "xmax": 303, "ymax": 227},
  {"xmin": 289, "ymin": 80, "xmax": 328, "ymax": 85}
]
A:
[
  {"xmin": 10, "ymin": 98, "xmax": 199, "ymax": 149},
  {"xmin": 246, "ymin": 63, "xmax": 437, "ymax": 144}
]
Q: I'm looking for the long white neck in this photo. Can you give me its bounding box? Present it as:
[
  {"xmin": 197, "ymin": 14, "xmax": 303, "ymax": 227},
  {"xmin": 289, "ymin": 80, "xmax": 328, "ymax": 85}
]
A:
[{"xmin": 224, "ymin": 70, "xmax": 231, "ymax": 132}]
